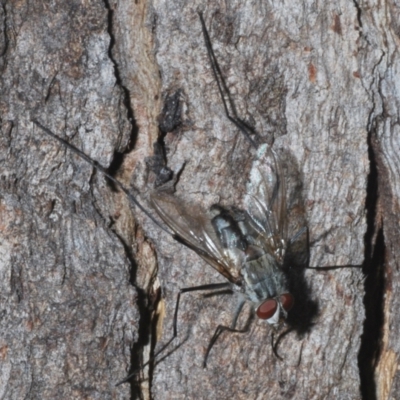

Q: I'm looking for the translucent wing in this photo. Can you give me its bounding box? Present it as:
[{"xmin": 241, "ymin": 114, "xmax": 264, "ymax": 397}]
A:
[
  {"xmin": 150, "ymin": 191, "xmax": 243, "ymax": 284},
  {"xmin": 244, "ymin": 144, "xmax": 288, "ymax": 263}
]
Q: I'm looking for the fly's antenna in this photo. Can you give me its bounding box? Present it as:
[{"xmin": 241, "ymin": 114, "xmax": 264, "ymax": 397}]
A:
[
  {"xmin": 32, "ymin": 119, "xmax": 171, "ymax": 235},
  {"xmin": 198, "ymin": 11, "xmax": 259, "ymax": 150}
]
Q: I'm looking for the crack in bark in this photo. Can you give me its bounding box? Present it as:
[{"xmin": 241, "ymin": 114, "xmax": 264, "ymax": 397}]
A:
[
  {"xmin": 352, "ymin": 0, "xmax": 363, "ymax": 29},
  {"xmin": 103, "ymin": 0, "xmax": 138, "ymax": 153},
  {"xmin": 101, "ymin": 3, "xmax": 158, "ymax": 398},
  {"xmin": 358, "ymin": 105, "xmax": 386, "ymax": 400}
]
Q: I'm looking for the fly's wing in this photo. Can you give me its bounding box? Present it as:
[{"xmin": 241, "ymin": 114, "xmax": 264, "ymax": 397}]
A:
[
  {"xmin": 150, "ymin": 191, "xmax": 242, "ymax": 284},
  {"xmin": 244, "ymin": 144, "xmax": 288, "ymax": 263}
]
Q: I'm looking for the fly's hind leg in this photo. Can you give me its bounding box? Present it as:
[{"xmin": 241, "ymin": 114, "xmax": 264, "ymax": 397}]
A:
[{"xmin": 198, "ymin": 12, "xmax": 259, "ymax": 149}]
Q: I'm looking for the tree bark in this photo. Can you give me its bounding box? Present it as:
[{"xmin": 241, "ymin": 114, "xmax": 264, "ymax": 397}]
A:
[{"xmin": 0, "ymin": 1, "xmax": 397, "ymax": 399}]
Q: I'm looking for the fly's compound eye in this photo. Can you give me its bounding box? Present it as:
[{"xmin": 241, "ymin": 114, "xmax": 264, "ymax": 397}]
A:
[
  {"xmin": 279, "ymin": 293, "xmax": 294, "ymax": 312},
  {"xmin": 256, "ymin": 299, "xmax": 278, "ymax": 320}
]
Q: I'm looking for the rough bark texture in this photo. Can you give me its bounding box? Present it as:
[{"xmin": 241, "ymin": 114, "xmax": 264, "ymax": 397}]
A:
[
  {"xmin": 0, "ymin": 1, "xmax": 138, "ymax": 399},
  {"xmin": 0, "ymin": 0, "xmax": 397, "ymax": 399}
]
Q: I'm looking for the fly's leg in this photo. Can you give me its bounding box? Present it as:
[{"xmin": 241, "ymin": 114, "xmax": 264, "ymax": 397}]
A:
[
  {"xmin": 116, "ymin": 282, "xmax": 232, "ymax": 386},
  {"xmin": 32, "ymin": 120, "xmax": 171, "ymax": 235},
  {"xmin": 203, "ymin": 298, "xmax": 253, "ymax": 367},
  {"xmin": 198, "ymin": 12, "xmax": 258, "ymax": 150},
  {"xmin": 162, "ymin": 282, "xmax": 233, "ymax": 356},
  {"xmin": 271, "ymin": 327, "xmax": 294, "ymax": 360}
]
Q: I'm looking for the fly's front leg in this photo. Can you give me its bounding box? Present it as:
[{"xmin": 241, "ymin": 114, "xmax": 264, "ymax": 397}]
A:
[
  {"xmin": 203, "ymin": 298, "xmax": 253, "ymax": 367},
  {"xmin": 116, "ymin": 282, "xmax": 232, "ymax": 386},
  {"xmin": 153, "ymin": 282, "xmax": 234, "ymax": 362},
  {"xmin": 154, "ymin": 282, "xmax": 231, "ymax": 358},
  {"xmin": 165, "ymin": 282, "xmax": 233, "ymax": 354}
]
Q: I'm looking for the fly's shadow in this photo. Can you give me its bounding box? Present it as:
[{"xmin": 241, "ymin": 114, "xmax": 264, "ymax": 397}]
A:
[{"xmin": 280, "ymin": 152, "xmax": 319, "ymax": 338}]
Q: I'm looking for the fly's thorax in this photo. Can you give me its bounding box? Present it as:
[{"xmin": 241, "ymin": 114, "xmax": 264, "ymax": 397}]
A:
[
  {"xmin": 241, "ymin": 247, "xmax": 288, "ymax": 303},
  {"xmin": 239, "ymin": 247, "xmax": 294, "ymax": 324}
]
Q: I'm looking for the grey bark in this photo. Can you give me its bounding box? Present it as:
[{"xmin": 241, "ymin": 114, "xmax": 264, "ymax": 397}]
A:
[{"xmin": 0, "ymin": 0, "xmax": 397, "ymax": 399}]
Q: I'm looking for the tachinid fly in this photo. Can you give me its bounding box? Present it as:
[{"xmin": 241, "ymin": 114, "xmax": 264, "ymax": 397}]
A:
[{"xmin": 150, "ymin": 142, "xmax": 294, "ymax": 326}]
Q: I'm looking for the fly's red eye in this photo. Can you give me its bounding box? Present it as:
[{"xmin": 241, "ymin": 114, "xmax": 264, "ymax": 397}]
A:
[
  {"xmin": 256, "ymin": 299, "xmax": 278, "ymax": 320},
  {"xmin": 280, "ymin": 293, "xmax": 294, "ymax": 312}
]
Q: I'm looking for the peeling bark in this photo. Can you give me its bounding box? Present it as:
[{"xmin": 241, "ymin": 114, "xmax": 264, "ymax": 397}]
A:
[{"xmin": 1, "ymin": 1, "xmax": 399, "ymax": 399}]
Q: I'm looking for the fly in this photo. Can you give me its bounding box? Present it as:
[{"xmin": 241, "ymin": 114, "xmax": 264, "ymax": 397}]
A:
[
  {"xmin": 32, "ymin": 11, "xmax": 303, "ymax": 385},
  {"xmin": 150, "ymin": 142, "xmax": 294, "ymax": 325},
  {"xmin": 149, "ymin": 12, "xmax": 295, "ymax": 327}
]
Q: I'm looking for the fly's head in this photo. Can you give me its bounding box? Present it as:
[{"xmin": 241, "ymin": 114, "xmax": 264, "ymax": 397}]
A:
[{"xmin": 255, "ymin": 292, "xmax": 294, "ymax": 326}]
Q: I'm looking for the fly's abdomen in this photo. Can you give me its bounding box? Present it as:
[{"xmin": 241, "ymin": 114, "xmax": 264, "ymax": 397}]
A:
[{"xmin": 210, "ymin": 205, "xmax": 247, "ymax": 251}]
